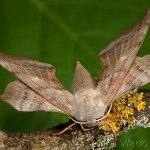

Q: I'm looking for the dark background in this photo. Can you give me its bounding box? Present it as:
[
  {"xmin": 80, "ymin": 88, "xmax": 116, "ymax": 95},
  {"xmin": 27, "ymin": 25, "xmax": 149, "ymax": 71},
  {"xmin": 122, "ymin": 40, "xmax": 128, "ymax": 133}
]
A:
[{"xmin": 0, "ymin": 0, "xmax": 150, "ymax": 149}]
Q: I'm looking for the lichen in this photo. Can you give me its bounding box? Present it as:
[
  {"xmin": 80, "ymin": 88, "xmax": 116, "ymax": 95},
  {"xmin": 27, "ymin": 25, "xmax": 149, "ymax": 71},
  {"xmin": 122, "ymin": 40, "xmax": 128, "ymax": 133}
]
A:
[{"xmin": 102, "ymin": 90, "xmax": 146, "ymax": 132}]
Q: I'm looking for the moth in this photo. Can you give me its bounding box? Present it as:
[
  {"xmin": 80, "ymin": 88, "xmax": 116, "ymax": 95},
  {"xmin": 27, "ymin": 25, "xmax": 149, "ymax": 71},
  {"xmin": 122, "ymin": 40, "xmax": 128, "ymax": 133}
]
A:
[{"xmin": 0, "ymin": 9, "xmax": 150, "ymax": 139}]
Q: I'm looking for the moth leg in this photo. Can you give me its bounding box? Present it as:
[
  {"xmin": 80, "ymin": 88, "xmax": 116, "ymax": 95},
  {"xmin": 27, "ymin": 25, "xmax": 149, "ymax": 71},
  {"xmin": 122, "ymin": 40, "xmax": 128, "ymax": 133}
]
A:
[
  {"xmin": 100, "ymin": 121, "xmax": 116, "ymax": 140},
  {"xmin": 52, "ymin": 122, "xmax": 77, "ymax": 135},
  {"xmin": 80, "ymin": 124, "xmax": 94, "ymax": 131}
]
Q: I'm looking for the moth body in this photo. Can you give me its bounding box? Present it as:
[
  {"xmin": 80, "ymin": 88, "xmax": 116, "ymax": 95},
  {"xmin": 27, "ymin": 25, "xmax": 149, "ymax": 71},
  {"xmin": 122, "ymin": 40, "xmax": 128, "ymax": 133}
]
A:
[{"xmin": 73, "ymin": 88, "xmax": 107, "ymax": 127}]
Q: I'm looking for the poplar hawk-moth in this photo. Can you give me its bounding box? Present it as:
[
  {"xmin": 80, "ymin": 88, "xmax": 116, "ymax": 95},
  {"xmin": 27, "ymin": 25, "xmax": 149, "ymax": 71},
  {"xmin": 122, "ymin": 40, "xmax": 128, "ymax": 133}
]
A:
[{"xmin": 0, "ymin": 9, "xmax": 150, "ymax": 137}]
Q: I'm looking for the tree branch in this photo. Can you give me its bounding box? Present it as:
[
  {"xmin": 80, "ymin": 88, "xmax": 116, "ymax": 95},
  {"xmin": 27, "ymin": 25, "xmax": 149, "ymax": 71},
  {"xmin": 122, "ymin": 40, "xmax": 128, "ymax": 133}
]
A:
[{"xmin": 0, "ymin": 90, "xmax": 149, "ymax": 150}]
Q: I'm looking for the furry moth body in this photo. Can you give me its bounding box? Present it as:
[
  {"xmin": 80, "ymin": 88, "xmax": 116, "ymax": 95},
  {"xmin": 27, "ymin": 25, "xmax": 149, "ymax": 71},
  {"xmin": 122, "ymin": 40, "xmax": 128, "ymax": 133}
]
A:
[{"xmin": 0, "ymin": 9, "xmax": 150, "ymax": 131}]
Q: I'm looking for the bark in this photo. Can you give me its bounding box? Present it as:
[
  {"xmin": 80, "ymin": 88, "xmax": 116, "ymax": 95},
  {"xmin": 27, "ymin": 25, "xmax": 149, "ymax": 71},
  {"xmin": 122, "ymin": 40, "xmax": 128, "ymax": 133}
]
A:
[{"xmin": 0, "ymin": 90, "xmax": 149, "ymax": 150}]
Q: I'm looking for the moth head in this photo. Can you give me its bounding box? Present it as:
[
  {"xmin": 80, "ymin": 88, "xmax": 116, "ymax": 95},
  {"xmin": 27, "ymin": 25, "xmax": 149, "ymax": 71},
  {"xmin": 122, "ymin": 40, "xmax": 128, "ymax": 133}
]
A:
[
  {"xmin": 72, "ymin": 107, "xmax": 110, "ymax": 128},
  {"xmin": 85, "ymin": 118, "xmax": 102, "ymax": 127},
  {"xmin": 73, "ymin": 89, "xmax": 109, "ymax": 127},
  {"xmin": 84, "ymin": 102, "xmax": 111, "ymax": 127}
]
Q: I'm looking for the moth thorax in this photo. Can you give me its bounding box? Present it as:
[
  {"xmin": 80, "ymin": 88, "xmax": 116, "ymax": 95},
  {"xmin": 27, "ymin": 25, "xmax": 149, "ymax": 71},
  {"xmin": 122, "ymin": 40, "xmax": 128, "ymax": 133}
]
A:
[{"xmin": 73, "ymin": 88, "xmax": 106, "ymax": 125}]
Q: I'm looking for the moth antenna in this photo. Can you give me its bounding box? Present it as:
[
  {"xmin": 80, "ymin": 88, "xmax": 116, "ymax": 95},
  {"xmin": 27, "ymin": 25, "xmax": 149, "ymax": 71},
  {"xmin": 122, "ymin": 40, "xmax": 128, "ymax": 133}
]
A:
[
  {"xmin": 96, "ymin": 103, "xmax": 113, "ymax": 122},
  {"xmin": 67, "ymin": 115, "xmax": 88, "ymax": 125}
]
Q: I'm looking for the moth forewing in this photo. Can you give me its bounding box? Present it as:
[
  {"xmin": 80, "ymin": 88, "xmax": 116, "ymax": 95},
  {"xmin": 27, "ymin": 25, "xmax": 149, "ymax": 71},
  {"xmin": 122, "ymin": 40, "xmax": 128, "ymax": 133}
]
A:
[
  {"xmin": 0, "ymin": 52, "xmax": 75, "ymax": 116},
  {"xmin": 97, "ymin": 8, "xmax": 150, "ymax": 107}
]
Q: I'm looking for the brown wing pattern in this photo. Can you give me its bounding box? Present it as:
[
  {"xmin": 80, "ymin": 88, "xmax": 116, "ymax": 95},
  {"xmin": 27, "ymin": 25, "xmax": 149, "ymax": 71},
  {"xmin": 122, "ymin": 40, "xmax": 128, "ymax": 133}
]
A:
[
  {"xmin": 97, "ymin": 9, "xmax": 150, "ymax": 105},
  {"xmin": 1, "ymin": 80, "xmax": 63, "ymax": 112},
  {"xmin": 116, "ymin": 55, "xmax": 150, "ymax": 99},
  {"xmin": 0, "ymin": 53, "xmax": 74, "ymax": 115}
]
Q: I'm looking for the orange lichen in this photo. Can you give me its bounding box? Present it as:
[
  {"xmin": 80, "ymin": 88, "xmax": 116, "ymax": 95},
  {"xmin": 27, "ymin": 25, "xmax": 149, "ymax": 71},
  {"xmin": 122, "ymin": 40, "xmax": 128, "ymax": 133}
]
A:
[{"xmin": 102, "ymin": 90, "xmax": 146, "ymax": 132}]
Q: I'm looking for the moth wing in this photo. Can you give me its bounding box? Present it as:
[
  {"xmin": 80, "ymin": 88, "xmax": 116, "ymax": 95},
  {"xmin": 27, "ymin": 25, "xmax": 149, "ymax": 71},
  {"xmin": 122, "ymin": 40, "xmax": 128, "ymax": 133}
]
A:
[
  {"xmin": 72, "ymin": 62, "xmax": 96, "ymax": 93},
  {"xmin": 116, "ymin": 55, "xmax": 150, "ymax": 99},
  {"xmin": 0, "ymin": 53, "xmax": 74, "ymax": 115},
  {"xmin": 1, "ymin": 80, "xmax": 63, "ymax": 112},
  {"xmin": 97, "ymin": 9, "xmax": 150, "ymax": 105}
]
